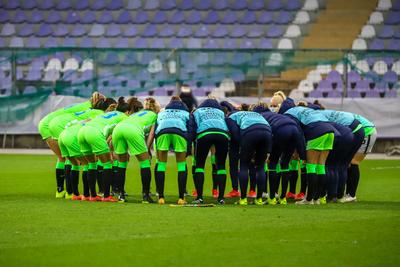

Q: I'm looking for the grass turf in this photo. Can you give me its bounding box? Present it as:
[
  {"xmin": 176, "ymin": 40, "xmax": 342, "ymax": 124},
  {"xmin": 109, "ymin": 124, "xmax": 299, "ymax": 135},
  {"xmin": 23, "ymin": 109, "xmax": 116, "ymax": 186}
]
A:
[{"xmin": 0, "ymin": 154, "xmax": 399, "ymax": 267}]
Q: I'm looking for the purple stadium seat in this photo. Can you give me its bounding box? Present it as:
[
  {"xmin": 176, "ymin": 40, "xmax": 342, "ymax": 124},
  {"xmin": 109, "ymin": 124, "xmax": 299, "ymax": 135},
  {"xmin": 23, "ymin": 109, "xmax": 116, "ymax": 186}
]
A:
[
  {"xmin": 230, "ymin": 26, "xmax": 247, "ymax": 37},
  {"xmin": 240, "ymin": 40, "xmax": 255, "ymax": 49},
  {"xmin": 97, "ymin": 37, "xmax": 111, "ymax": 48},
  {"xmin": 326, "ymin": 70, "xmax": 342, "ymax": 83},
  {"xmin": 21, "ymin": 0, "xmax": 37, "ymax": 9},
  {"xmin": 26, "ymin": 68, "xmax": 41, "ymax": 81},
  {"xmin": 100, "ymin": 52, "xmax": 119, "ymax": 65},
  {"xmin": 144, "ymin": 0, "xmax": 160, "ymax": 10},
  {"xmin": 385, "ymin": 88, "xmax": 397, "ymax": 97},
  {"xmin": 63, "ymin": 37, "xmax": 77, "ymax": 47},
  {"xmin": 258, "ymin": 11, "xmax": 274, "ymax": 23},
  {"xmin": 105, "ymin": 25, "xmax": 121, "ymax": 37},
  {"xmin": 378, "ymin": 25, "xmax": 394, "ymax": 38},
  {"xmin": 196, "ymin": 0, "xmax": 212, "ymax": 10},
  {"xmin": 204, "ymin": 11, "xmax": 219, "ymax": 24},
  {"xmin": 388, "ymin": 39, "xmax": 400, "ymax": 50},
  {"xmin": 286, "ymin": 0, "xmax": 302, "ymax": 10},
  {"xmin": 19, "ymin": 25, "xmax": 34, "ymax": 37},
  {"xmin": 134, "ymin": 37, "xmax": 148, "ymax": 48},
  {"xmin": 117, "ymin": 11, "xmax": 132, "ymax": 24},
  {"xmin": 4, "ymin": 1, "xmax": 19, "ymax": 9},
  {"xmin": 56, "ymin": 0, "xmax": 71, "ymax": 10},
  {"xmin": 153, "ymin": 11, "xmax": 168, "ymax": 23},
  {"xmin": 169, "ymin": 11, "xmax": 184, "ymax": 24},
  {"xmin": 81, "ymin": 11, "xmax": 96, "ymax": 24},
  {"xmin": 114, "ymin": 38, "xmax": 130, "ymax": 48},
  {"xmin": 248, "ymin": 26, "xmax": 264, "ymax": 38},
  {"xmin": 150, "ymin": 38, "xmax": 166, "ymax": 48},
  {"xmin": 369, "ymin": 39, "xmax": 385, "ymax": 50},
  {"xmin": 274, "ymin": 11, "xmax": 293, "ymax": 24},
  {"xmin": 107, "ymin": 0, "xmax": 123, "ymax": 10},
  {"xmin": 37, "ymin": 24, "xmax": 52, "ymax": 37},
  {"xmin": 75, "ymin": 0, "xmax": 89, "ymax": 10},
  {"xmin": 364, "ymin": 71, "xmax": 379, "ymax": 88},
  {"xmin": 11, "ymin": 11, "xmax": 27, "ymax": 23},
  {"xmin": 38, "ymin": 0, "xmax": 54, "ymax": 10},
  {"xmin": 26, "ymin": 37, "xmax": 41, "ymax": 48},
  {"xmin": 258, "ymin": 38, "xmax": 273, "ymax": 49},
  {"xmin": 63, "ymin": 70, "xmax": 79, "ymax": 82},
  {"xmin": 0, "ymin": 11, "xmax": 9, "ymax": 23},
  {"xmin": 241, "ymin": 11, "xmax": 256, "ymax": 24},
  {"xmin": 160, "ymin": 0, "xmax": 176, "ymax": 10},
  {"xmin": 221, "ymin": 11, "xmax": 237, "ymax": 24},
  {"xmin": 267, "ymin": 25, "xmax": 284, "ymax": 37},
  {"xmin": 194, "ymin": 26, "xmax": 210, "ymax": 37},
  {"xmin": 70, "ymin": 25, "xmax": 86, "ymax": 37},
  {"xmin": 232, "ymin": 0, "xmax": 247, "ymax": 10},
  {"xmin": 316, "ymin": 80, "xmax": 332, "ymax": 91},
  {"xmin": 347, "ymin": 71, "xmax": 361, "ymax": 88},
  {"xmin": 249, "ymin": 0, "xmax": 264, "ymax": 10},
  {"xmin": 309, "ymin": 90, "xmax": 323, "ymax": 98},
  {"xmin": 232, "ymin": 53, "xmax": 250, "ymax": 65},
  {"xmin": 213, "ymin": 0, "xmax": 229, "ymax": 10},
  {"xmin": 385, "ymin": 12, "xmax": 400, "ymax": 25},
  {"xmin": 223, "ymin": 38, "xmax": 237, "ymax": 49},
  {"xmin": 88, "ymin": 24, "xmax": 105, "ymax": 37},
  {"xmin": 383, "ymin": 71, "xmax": 398, "ymax": 89},
  {"xmin": 123, "ymin": 26, "xmax": 139, "ymax": 37},
  {"xmin": 212, "ymin": 25, "xmax": 229, "ymax": 37},
  {"xmin": 44, "ymin": 37, "xmax": 58, "ymax": 48},
  {"xmin": 0, "ymin": 23, "xmax": 15, "ymax": 36},
  {"xmin": 159, "ymin": 26, "xmax": 175, "ymax": 37},
  {"xmin": 177, "ymin": 26, "xmax": 192, "ymax": 37},
  {"xmin": 45, "ymin": 11, "xmax": 62, "ymax": 23},
  {"xmin": 365, "ymin": 89, "xmax": 380, "ymax": 98},
  {"xmin": 98, "ymin": 11, "xmax": 114, "ymax": 24},
  {"xmin": 179, "ymin": 0, "xmax": 195, "ymax": 10},
  {"xmin": 91, "ymin": 0, "xmax": 106, "ymax": 10},
  {"xmin": 186, "ymin": 10, "xmax": 202, "ymax": 24},
  {"xmin": 53, "ymin": 25, "xmax": 69, "ymax": 37},
  {"xmin": 169, "ymin": 38, "xmax": 184, "ymax": 48},
  {"xmin": 134, "ymin": 11, "xmax": 149, "ymax": 23},
  {"xmin": 141, "ymin": 24, "xmax": 157, "ymax": 37},
  {"xmin": 355, "ymin": 80, "xmax": 370, "ymax": 91},
  {"xmin": 65, "ymin": 12, "xmax": 80, "ymax": 23},
  {"xmin": 80, "ymin": 37, "xmax": 94, "ymax": 48},
  {"xmin": 268, "ymin": 0, "xmax": 283, "ymax": 10},
  {"xmin": 203, "ymin": 38, "xmax": 219, "ymax": 49},
  {"xmin": 121, "ymin": 53, "xmax": 136, "ymax": 65},
  {"xmin": 347, "ymin": 90, "xmax": 361, "ymax": 98}
]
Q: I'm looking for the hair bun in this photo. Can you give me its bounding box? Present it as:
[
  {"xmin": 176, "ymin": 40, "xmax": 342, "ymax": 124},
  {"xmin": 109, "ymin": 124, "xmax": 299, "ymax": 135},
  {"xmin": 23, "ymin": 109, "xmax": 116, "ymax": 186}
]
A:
[{"xmin": 118, "ymin": 96, "xmax": 125, "ymax": 104}]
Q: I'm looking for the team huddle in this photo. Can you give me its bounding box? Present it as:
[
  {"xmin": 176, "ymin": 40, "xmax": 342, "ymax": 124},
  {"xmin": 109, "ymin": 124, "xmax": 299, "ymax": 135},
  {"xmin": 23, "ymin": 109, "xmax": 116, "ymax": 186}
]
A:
[{"xmin": 38, "ymin": 90, "xmax": 376, "ymax": 205}]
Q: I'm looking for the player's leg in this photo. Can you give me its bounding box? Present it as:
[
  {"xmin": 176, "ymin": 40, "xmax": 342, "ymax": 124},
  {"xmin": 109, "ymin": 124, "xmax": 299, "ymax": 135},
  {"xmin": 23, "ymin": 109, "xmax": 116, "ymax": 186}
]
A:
[
  {"xmin": 193, "ymin": 135, "xmax": 213, "ymax": 203},
  {"xmin": 172, "ymin": 134, "xmax": 189, "ymax": 204},
  {"xmin": 210, "ymin": 146, "xmax": 219, "ymax": 198},
  {"xmin": 268, "ymin": 142, "xmax": 281, "ymax": 205},
  {"xmin": 226, "ymin": 141, "xmax": 240, "ymax": 197},
  {"xmin": 253, "ymin": 131, "xmax": 270, "ymax": 205},
  {"xmin": 154, "ymin": 134, "xmax": 170, "ymax": 204},
  {"xmin": 279, "ymin": 146, "xmax": 295, "ymax": 204},
  {"xmin": 248, "ymin": 161, "xmax": 257, "ymax": 198},
  {"xmin": 213, "ymin": 135, "xmax": 229, "ymax": 204},
  {"xmin": 112, "ymin": 126, "xmax": 130, "ymax": 202}
]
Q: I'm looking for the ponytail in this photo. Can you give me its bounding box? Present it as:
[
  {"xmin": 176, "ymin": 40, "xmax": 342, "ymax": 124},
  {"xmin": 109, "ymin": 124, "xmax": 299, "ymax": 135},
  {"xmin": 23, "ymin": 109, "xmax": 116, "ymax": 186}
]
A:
[{"xmin": 144, "ymin": 97, "xmax": 161, "ymax": 113}]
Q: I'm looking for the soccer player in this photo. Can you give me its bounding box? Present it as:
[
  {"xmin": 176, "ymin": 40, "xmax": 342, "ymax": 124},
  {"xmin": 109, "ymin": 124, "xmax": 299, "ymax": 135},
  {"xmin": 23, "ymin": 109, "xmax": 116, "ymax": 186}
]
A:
[
  {"xmin": 278, "ymin": 98, "xmax": 336, "ymax": 205},
  {"xmin": 346, "ymin": 114, "xmax": 377, "ymax": 202},
  {"xmin": 57, "ymin": 98, "xmax": 117, "ymax": 200},
  {"xmin": 226, "ymin": 106, "xmax": 272, "ymax": 205},
  {"xmin": 112, "ymin": 97, "xmax": 160, "ymax": 203},
  {"xmin": 192, "ymin": 97, "xmax": 230, "ymax": 204},
  {"xmin": 153, "ymin": 96, "xmax": 194, "ymax": 205},
  {"xmin": 38, "ymin": 92, "xmax": 105, "ymax": 198},
  {"xmin": 78, "ymin": 97, "xmax": 132, "ymax": 202},
  {"xmin": 252, "ymin": 102, "xmax": 306, "ymax": 205}
]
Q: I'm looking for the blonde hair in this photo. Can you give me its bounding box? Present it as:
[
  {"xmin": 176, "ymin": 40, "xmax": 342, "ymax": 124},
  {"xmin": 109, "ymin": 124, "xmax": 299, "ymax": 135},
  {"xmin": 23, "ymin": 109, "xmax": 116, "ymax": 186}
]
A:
[
  {"xmin": 143, "ymin": 97, "xmax": 161, "ymax": 113},
  {"xmin": 207, "ymin": 94, "xmax": 217, "ymax": 100},
  {"xmin": 105, "ymin": 103, "xmax": 117, "ymax": 112},
  {"xmin": 90, "ymin": 92, "xmax": 105, "ymax": 107},
  {"xmin": 270, "ymin": 91, "xmax": 286, "ymax": 107}
]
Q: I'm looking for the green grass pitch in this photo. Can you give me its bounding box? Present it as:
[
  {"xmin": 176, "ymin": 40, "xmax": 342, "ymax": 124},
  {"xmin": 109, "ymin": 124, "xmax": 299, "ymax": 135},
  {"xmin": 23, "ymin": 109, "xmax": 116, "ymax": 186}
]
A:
[{"xmin": 0, "ymin": 154, "xmax": 399, "ymax": 267}]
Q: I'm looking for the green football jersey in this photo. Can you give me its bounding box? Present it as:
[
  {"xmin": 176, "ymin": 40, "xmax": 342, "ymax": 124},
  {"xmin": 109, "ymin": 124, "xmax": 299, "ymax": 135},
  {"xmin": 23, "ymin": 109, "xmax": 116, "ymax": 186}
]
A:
[
  {"xmin": 86, "ymin": 110, "xmax": 128, "ymax": 137},
  {"xmin": 353, "ymin": 114, "xmax": 375, "ymax": 136},
  {"xmin": 122, "ymin": 109, "xmax": 157, "ymax": 134}
]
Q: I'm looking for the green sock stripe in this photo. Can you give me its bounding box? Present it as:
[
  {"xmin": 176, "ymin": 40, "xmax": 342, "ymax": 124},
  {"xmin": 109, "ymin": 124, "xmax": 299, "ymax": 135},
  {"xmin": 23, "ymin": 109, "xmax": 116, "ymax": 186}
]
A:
[
  {"xmin": 211, "ymin": 155, "xmax": 216, "ymax": 164},
  {"xmin": 306, "ymin": 163, "xmax": 317, "ymax": 174},
  {"xmin": 316, "ymin": 164, "xmax": 326, "ymax": 175},
  {"xmin": 157, "ymin": 162, "xmax": 167, "ymax": 172},
  {"xmin": 56, "ymin": 161, "xmax": 65, "ymax": 169},
  {"xmin": 280, "ymin": 168, "xmax": 289, "ymax": 172},
  {"xmin": 217, "ymin": 169, "xmax": 226, "ymax": 175},
  {"xmin": 269, "ymin": 168, "xmax": 276, "ymax": 172},
  {"xmin": 140, "ymin": 159, "xmax": 151, "ymax": 169},
  {"xmin": 177, "ymin": 162, "xmax": 186, "ymax": 172},
  {"xmin": 113, "ymin": 160, "xmax": 118, "ymax": 167},
  {"xmin": 192, "ymin": 158, "xmax": 196, "ymax": 165},
  {"xmin": 195, "ymin": 168, "xmax": 204, "ymax": 173},
  {"xmin": 276, "ymin": 164, "xmax": 281, "ymax": 173},
  {"xmin": 97, "ymin": 160, "xmax": 103, "ymax": 167},
  {"xmin": 71, "ymin": 165, "xmax": 80, "ymax": 171},
  {"xmin": 300, "ymin": 161, "xmax": 306, "ymax": 168},
  {"xmin": 103, "ymin": 161, "xmax": 113, "ymax": 170},
  {"xmin": 88, "ymin": 162, "xmax": 97, "ymax": 170},
  {"xmin": 65, "ymin": 159, "xmax": 71, "ymax": 165},
  {"xmin": 118, "ymin": 161, "xmax": 128, "ymax": 168},
  {"xmin": 264, "ymin": 163, "xmax": 269, "ymax": 172},
  {"xmin": 289, "ymin": 160, "xmax": 299, "ymax": 170},
  {"xmin": 83, "ymin": 165, "xmax": 89, "ymax": 171}
]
